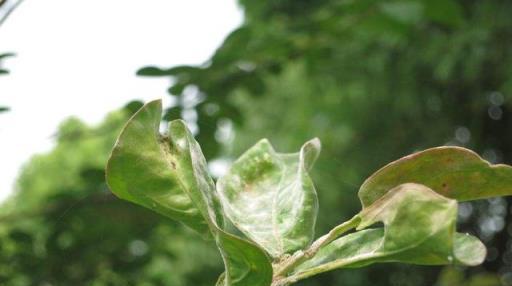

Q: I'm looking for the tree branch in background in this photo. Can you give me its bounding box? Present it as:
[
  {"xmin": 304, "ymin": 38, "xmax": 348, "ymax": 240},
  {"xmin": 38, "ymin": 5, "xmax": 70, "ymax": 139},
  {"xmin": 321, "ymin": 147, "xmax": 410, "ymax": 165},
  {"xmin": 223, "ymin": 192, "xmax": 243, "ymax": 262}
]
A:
[
  {"xmin": 0, "ymin": 0, "xmax": 23, "ymax": 26},
  {"xmin": 0, "ymin": 0, "xmax": 22, "ymax": 114},
  {"xmin": 0, "ymin": 53, "xmax": 15, "ymax": 113}
]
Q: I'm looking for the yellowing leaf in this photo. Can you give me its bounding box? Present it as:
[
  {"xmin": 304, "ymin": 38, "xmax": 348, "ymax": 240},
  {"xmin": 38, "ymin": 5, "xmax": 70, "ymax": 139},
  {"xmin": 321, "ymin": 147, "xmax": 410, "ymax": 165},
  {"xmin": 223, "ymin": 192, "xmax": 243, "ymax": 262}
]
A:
[{"xmin": 359, "ymin": 146, "xmax": 512, "ymax": 207}]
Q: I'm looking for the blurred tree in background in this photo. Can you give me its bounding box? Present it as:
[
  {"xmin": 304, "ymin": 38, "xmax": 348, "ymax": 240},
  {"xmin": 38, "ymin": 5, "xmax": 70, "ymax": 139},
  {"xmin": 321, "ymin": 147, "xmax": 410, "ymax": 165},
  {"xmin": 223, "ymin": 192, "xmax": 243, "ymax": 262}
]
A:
[
  {"xmin": 0, "ymin": 0, "xmax": 22, "ymax": 113},
  {"xmin": 2, "ymin": 0, "xmax": 512, "ymax": 285},
  {"xmin": 0, "ymin": 104, "xmax": 222, "ymax": 285}
]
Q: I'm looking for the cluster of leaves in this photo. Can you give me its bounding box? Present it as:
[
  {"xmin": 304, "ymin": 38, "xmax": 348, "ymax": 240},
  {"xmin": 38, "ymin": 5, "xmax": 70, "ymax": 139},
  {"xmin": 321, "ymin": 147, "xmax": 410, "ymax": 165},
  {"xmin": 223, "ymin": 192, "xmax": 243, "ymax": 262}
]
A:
[
  {"xmin": 106, "ymin": 100, "xmax": 512, "ymax": 285},
  {"xmin": 135, "ymin": 1, "xmax": 512, "ymax": 282},
  {"xmin": 2, "ymin": 0, "xmax": 511, "ymax": 285}
]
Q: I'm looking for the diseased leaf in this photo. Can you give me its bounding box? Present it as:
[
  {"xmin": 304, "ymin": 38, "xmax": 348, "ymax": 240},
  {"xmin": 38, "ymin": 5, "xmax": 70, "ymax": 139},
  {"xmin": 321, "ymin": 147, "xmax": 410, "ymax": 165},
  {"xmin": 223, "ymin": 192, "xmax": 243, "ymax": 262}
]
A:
[
  {"xmin": 106, "ymin": 100, "xmax": 208, "ymax": 235},
  {"xmin": 359, "ymin": 146, "xmax": 512, "ymax": 207},
  {"xmin": 293, "ymin": 184, "xmax": 485, "ymax": 279},
  {"xmin": 216, "ymin": 273, "xmax": 226, "ymax": 286},
  {"xmin": 106, "ymin": 100, "xmax": 272, "ymax": 286},
  {"xmin": 168, "ymin": 118, "xmax": 272, "ymax": 286},
  {"xmin": 217, "ymin": 231, "xmax": 273, "ymax": 286},
  {"xmin": 217, "ymin": 138, "xmax": 321, "ymax": 258}
]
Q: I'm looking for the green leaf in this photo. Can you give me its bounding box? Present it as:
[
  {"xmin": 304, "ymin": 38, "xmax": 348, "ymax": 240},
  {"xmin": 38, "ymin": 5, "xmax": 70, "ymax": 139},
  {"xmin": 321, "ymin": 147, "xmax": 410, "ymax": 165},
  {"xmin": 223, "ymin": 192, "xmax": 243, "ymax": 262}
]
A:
[
  {"xmin": 106, "ymin": 100, "xmax": 209, "ymax": 235},
  {"xmin": 0, "ymin": 53, "xmax": 15, "ymax": 75},
  {"xmin": 162, "ymin": 106, "xmax": 182, "ymax": 121},
  {"xmin": 217, "ymin": 138, "xmax": 321, "ymax": 258},
  {"xmin": 165, "ymin": 118, "xmax": 272, "ymax": 286},
  {"xmin": 106, "ymin": 100, "xmax": 272, "ymax": 286},
  {"xmin": 136, "ymin": 66, "xmax": 170, "ymax": 76},
  {"xmin": 217, "ymin": 231, "xmax": 273, "ymax": 286},
  {"xmin": 293, "ymin": 184, "xmax": 485, "ymax": 280},
  {"xmin": 168, "ymin": 83, "xmax": 186, "ymax": 96},
  {"xmin": 359, "ymin": 146, "xmax": 512, "ymax": 208},
  {"xmin": 136, "ymin": 65, "xmax": 199, "ymax": 77},
  {"xmin": 216, "ymin": 273, "xmax": 226, "ymax": 286},
  {"xmin": 0, "ymin": 53, "xmax": 15, "ymax": 60}
]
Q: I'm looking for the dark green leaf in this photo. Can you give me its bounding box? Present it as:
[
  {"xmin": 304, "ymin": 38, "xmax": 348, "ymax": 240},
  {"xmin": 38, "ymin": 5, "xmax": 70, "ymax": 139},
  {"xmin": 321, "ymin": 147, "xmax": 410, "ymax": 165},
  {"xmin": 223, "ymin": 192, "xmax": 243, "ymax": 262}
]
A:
[
  {"xmin": 162, "ymin": 106, "xmax": 182, "ymax": 121},
  {"xmin": 122, "ymin": 100, "xmax": 144, "ymax": 115},
  {"xmin": 136, "ymin": 66, "xmax": 170, "ymax": 76},
  {"xmin": 0, "ymin": 53, "xmax": 15, "ymax": 60},
  {"xmin": 136, "ymin": 65, "xmax": 199, "ymax": 77},
  {"xmin": 168, "ymin": 83, "xmax": 186, "ymax": 96}
]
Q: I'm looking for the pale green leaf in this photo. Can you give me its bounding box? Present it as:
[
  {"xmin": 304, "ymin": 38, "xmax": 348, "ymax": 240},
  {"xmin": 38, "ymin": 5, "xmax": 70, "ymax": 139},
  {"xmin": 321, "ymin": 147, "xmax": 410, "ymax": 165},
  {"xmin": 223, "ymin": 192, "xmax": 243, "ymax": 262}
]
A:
[
  {"xmin": 293, "ymin": 184, "xmax": 485, "ymax": 280},
  {"xmin": 359, "ymin": 146, "xmax": 512, "ymax": 207},
  {"xmin": 379, "ymin": 2, "xmax": 424, "ymax": 24},
  {"xmin": 216, "ymin": 273, "xmax": 225, "ymax": 286},
  {"xmin": 106, "ymin": 100, "xmax": 272, "ymax": 286},
  {"xmin": 217, "ymin": 138, "xmax": 320, "ymax": 257}
]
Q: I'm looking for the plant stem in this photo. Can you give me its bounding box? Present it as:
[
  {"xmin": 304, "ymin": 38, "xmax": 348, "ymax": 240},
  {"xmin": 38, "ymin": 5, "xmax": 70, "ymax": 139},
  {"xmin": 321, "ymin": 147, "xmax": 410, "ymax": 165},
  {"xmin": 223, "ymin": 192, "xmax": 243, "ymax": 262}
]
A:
[{"xmin": 273, "ymin": 214, "xmax": 360, "ymax": 281}]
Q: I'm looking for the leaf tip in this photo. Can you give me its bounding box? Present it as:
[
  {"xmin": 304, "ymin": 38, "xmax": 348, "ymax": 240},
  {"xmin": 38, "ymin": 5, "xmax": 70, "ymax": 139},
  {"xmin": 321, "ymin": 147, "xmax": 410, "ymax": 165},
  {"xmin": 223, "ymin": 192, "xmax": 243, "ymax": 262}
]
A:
[
  {"xmin": 454, "ymin": 233, "xmax": 487, "ymax": 266},
  {"xmin": 300, "ymin": 138, "xmax": 321, "ymax": 170}
]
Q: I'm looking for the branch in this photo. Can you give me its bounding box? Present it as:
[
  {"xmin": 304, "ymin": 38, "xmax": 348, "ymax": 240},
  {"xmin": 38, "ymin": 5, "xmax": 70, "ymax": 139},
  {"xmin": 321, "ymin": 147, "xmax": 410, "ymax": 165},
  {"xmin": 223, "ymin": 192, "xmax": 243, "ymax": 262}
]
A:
[{"xmin": 0, "ymin": 0, "xmax": 24, "ymax": 27}]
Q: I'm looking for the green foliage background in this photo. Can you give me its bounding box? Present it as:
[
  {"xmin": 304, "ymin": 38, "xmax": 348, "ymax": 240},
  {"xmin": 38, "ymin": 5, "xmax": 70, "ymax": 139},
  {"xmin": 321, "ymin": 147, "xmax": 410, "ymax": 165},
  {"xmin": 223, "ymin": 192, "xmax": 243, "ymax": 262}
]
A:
[{"xmin": 2, "ymin": 0, "xmax": 512, "ymax": 285}]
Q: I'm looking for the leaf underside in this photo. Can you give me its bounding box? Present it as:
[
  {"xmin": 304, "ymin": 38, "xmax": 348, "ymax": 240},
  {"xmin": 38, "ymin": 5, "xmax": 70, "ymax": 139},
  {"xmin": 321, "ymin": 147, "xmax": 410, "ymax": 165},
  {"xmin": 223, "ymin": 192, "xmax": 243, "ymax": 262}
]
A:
[
  {"xmin": 217, "ymin": 138, "xmax": 320, "ymax": 258},
  {"xmin": 295, "ymin": 184, "xmax": 485, "ymax": 277}
]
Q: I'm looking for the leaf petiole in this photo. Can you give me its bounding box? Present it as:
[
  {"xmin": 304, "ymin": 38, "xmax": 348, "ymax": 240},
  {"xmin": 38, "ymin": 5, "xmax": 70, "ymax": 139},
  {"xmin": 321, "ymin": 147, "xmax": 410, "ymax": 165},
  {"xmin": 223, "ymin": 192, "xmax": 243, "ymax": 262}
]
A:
[{"xmin": 273, "ymin": 214, "xmax": 360, "ymax": 280}]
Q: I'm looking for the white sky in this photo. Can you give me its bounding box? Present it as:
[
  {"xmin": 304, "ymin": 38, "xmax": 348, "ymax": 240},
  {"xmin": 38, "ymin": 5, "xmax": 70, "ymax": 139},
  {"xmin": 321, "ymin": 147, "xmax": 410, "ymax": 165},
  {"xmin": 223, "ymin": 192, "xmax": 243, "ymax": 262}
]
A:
[{"xmin": 0, "ymin": 0, "xmax": 243, "ymax": 201}]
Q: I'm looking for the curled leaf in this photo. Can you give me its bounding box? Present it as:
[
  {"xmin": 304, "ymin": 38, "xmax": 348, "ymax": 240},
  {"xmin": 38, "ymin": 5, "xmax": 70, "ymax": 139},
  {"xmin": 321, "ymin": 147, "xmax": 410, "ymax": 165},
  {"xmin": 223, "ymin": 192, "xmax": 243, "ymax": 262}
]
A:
[
  {"xmin": 293, "ymin": 184, "xmax": 485, "ymax": 280},
  {"xmin": 106, "ymin": 100, "xmax": 208, "ymax": 234},
  {"xmin": 107, "ymin": 100, "xmax": 272, "ymax": 286},
  {"xmin": 359, "ymin": 146, "xmax": 512, "ymax": 207},
  {"xmin": 217, "ymin": 138, "xmax": 321, "ymax": 257},
  {"xmin": 216, "ymin": 273, "xmax": 226, "ymax": 286}
]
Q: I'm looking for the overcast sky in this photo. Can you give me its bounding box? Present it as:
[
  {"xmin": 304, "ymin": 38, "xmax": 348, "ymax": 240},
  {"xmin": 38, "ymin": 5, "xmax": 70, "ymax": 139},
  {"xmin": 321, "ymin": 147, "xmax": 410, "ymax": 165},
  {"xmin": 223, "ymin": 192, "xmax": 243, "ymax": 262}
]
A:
[{"xmin": 0, "ymin": 0, "xmax": 242, "ymax": 201}]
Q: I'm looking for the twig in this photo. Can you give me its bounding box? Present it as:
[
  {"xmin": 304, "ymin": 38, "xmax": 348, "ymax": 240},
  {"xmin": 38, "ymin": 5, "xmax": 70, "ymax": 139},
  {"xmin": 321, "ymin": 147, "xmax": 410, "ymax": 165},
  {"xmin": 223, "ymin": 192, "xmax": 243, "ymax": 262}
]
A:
[{"xmin": 272, "ymin": 215, "xmax": 360, "ymax": 285}]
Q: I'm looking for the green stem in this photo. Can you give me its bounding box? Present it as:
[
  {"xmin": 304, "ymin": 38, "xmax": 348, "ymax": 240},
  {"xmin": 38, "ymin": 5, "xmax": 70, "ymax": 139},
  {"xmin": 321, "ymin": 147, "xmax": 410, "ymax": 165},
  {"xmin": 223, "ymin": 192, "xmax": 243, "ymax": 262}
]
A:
[{"xmin": 273, "ymin": 215, "xmax": 360, "ymax": 281}]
